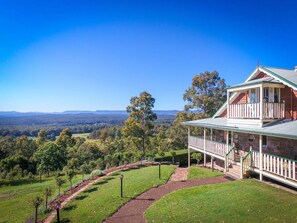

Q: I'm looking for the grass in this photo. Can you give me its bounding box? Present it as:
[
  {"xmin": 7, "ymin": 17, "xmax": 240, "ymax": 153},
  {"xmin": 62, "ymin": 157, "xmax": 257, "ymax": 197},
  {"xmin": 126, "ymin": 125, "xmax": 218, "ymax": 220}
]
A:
[
  {"xmin": 145, "ymin": 179, "xmax": 297, "ymax": 223},
  {"xmin": 72, "ymin": 133, "xmax": 94, "ymax": 141},
  {"xmin": 56, "ymin": 165, "xmax": 175, "ymax": 223},
  {"xmin": 0, "ymin": 174, "xmax": 83, "ymax": 223},
  {"xmin": 187, "ymin": 166, "xmax": 222, "ymax": 180}
]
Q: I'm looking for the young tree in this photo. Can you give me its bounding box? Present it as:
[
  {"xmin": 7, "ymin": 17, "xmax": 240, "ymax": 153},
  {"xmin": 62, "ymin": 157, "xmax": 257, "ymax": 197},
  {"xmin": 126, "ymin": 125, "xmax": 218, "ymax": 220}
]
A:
[
  {"xmin": 44, "ymin": 187, "xmax": 52, "ymax": 209},
  {"xmin": 55, "ymin": 177, "xmax": 66, "ymax": 197},
  {"xmin": 183, "ymin": 70, "xmax": 227, "ymax": 116},
  {"xmin": 80, "ymin": 164, "xmax": 91, "ymax": 179},
  {"xmin": 191, "ymin": 153, "xmax": 202, "ymax": 165},
  {"xmin": 66, "ymin": 169, "xmax": 75, "ymax": 193},
  {"xmin": 170, "ymin": 150, "xmax": 176, "ymax": 164},
  {"xmin": 123, "ymin": 91, "xmax": 157, "ymax": 160},
  {"xmin": 32, "ymin": 196, "xmax": 43, "ymax": 223}
]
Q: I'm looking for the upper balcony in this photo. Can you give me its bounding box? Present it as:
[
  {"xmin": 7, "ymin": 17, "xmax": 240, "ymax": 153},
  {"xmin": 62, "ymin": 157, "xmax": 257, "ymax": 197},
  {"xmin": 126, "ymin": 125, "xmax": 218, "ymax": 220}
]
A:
[{"xmin": 226, "ymin": 77, "xmax": 285, "ymax": 126}]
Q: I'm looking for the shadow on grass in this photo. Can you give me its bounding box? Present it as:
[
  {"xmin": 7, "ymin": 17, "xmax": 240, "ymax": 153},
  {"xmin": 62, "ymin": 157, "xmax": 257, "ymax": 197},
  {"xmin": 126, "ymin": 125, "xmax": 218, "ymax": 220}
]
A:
[
  {"xmin": 84, "ymin": 187, "xmax": 98, "ymax": 193},
  {"xmin": 74, "ymin": 194, "xmax": 88, "ymax": 201},
  {"xmin": 62, "ymin": 204, "xmax": 77, "ymax": 212},
  {"xmin": 134, "ymin": 197, "xmax": 155, "ymax": 201},
  {"xmin": 54, "ymin": 218, "xmax": 71, "ymax": 223},
  {"xmin": 94, "ymin": 180, "xmax": 108, "ymax": 186},
  {"xmin": 104, "ymin": 177, "xmax": 115, "ymax": 181},
  {"xmin": 110, "ymin": 172, "xmax": 121, "ymax": 176}
]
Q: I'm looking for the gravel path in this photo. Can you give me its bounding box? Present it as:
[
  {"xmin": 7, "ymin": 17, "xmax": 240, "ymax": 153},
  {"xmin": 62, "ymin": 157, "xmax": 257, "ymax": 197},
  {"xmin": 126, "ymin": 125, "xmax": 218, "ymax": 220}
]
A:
[{"xmin": 104, "ymin": 175, "xmax": 232, "ymax": 223}]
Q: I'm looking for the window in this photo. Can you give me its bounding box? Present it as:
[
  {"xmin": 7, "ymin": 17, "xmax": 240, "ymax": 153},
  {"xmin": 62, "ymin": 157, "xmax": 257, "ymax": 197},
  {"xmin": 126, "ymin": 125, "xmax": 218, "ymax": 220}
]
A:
[
  {"xmin": 263, "ymin": 136, "xmax": 268, "ymax": 149},
  {"xmin": 228, "ymin": 131, "xmax": 233, "ymax": 144},
  {"xmin": 274, "ymin": 88, "xmax": 280, "ymax": 103},
  {"xmin": 249, "ymin": 89, "xmax": 259, "ymax": 103},
  {"xmin": 263, "ymin": 87, "xmax": 269, "ymax": 102}
]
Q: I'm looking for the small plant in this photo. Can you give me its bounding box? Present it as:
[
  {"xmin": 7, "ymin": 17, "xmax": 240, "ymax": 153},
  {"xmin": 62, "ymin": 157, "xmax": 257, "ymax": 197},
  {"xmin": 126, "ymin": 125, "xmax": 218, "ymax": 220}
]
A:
[
  {"xmin": 80, "ymin": 164, "xmax": 91, "ymax": 179},
  {"xmin": 191, "ymin": 153, "xmax": 202, "ymax": 165},
  {"xmin": 170, "ymin": 150, "xmax": 176, "ymax": 164},
  {"xmin": 66, "ymin": 169, "xmax": 75, "ymax": 193},
  {"xmin": 32, "ymin": 196, "xmax": 43, "ymax": 223},
  {"xmin": 55, "ymin": 176, "xmax": 66, "ymax": 197},
  {"xmin": 44, "ymin": 186, "xmax": 52, "ymax": 209}
]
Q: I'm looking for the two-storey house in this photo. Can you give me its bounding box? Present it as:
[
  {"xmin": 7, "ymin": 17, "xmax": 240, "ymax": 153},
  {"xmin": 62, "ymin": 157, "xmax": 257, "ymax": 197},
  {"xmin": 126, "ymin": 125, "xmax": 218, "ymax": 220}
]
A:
[{"xmin": 183, "ymin": 66, "xmax": 297, "ymax": 188}]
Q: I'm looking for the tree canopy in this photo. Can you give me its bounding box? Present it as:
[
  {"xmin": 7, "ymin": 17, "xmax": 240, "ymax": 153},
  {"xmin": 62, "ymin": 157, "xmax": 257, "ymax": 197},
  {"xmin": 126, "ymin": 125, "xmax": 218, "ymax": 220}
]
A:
[
  {"xmin": 183, "ymin": 70, "xmax": 227, "ymax": 116},
  {"xmin": 123, "ymin": 91, "xmax": 157, "ymax": 159}
]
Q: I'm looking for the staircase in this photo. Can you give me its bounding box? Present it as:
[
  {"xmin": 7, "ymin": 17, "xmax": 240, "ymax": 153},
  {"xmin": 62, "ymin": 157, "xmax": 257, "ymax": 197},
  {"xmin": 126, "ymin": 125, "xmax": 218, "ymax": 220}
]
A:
[
  {"xmin": 225, "ymin": 164, "xmax": 241, "ymax": 179},
  {"xmin": 234, "ymin": 153, "xmax": 240, "ymax": 162}
]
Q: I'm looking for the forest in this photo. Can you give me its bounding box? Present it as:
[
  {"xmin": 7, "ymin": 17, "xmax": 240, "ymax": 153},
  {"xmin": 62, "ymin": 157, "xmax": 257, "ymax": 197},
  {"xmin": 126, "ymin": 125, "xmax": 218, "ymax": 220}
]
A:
[{"xmin": 0, "ymin": 71, "xmax": 226, "ymax": 181}]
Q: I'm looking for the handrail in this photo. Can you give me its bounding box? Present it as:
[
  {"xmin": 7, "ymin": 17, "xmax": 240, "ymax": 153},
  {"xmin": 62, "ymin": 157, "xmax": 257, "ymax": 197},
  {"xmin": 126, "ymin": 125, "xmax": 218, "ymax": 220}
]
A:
[
  {"xmin": 226, "ymin": 146, "xmax": 235, "ymax": 157},
  {"xmin": 245, "ymin": 150, "xmax": 296, "ymax": 163},
  {"xmin": 225, "ymin": 145, "xmax": 235, "ymax": 172},
  {"xmin": 242, "ymin": 150, "xmax": 253, "ymax": 161}
]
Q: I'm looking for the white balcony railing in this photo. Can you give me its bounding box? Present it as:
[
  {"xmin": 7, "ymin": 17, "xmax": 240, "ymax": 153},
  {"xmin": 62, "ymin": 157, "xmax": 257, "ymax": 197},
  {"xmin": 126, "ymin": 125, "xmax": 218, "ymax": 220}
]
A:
[
  {"xmin": 228, "ymin": 102, "xmax": 285, "ymax": 119},
  {"xmin": 188, "ymin": 136, "xmax": 229, "ymax": 157},
  {"xmin": 250, "ymin": 151, "xmax": 296, "ymax": 182}
]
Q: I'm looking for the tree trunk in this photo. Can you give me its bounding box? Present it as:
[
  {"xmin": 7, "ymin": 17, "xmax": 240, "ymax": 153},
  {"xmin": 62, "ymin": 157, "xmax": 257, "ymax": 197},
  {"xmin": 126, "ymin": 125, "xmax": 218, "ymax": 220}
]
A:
[
  {"xmin": 142, "ymin": 137, "xmax": 145, "ymax": 163},
  {"xmin": 59, "ymin": 186, "xmax": 61, "ymax": 197},
  {"xmin": 45, "ymin": 195, "xmax": 48, "ymax": 209},
  {"xmin": 34, "ymin": 207, "xmax": 38, "ymax": 223},
  {"xmin": 70, "ymin": 180, "xmax": 72, "ymax": 193},
  {"xmin": 56, "ymin": 208, "xmax": 60, "ymax": 223},
  {"xmin": 39, "ymin": 173, "xmax": 42, "ymax": 182}
]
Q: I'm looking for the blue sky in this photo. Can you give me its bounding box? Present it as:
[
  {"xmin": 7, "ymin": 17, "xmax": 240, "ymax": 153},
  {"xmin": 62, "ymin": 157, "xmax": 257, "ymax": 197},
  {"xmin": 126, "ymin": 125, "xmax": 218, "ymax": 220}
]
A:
[{"xmin": 1, "ymin": 0, "xmax": 297, "ymax": 112}]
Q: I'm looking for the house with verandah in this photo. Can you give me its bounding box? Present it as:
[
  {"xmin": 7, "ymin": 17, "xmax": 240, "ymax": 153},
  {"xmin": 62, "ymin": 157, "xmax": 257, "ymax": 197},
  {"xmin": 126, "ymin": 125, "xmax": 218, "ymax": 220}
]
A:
[{"xmin": 183, "ymin": 66, "xmax": 297, "ymax": 188}]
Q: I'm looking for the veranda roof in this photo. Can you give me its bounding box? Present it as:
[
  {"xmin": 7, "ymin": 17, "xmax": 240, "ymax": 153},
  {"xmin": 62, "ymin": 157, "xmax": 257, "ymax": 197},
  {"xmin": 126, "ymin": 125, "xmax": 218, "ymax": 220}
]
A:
[
  {"xmin": 182, "ymin": 118, "xmax": 297, "ymax": 139},
  {"xmin": 227, "ymin": 77, "xmax": 281, "ymax": 90}
]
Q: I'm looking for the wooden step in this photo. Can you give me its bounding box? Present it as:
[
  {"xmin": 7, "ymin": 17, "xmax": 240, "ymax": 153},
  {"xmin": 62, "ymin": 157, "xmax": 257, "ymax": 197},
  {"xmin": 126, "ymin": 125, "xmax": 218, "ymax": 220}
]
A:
[{"xmin": 225, "ymin": 165, "xmax": 241, "ymax": 179}]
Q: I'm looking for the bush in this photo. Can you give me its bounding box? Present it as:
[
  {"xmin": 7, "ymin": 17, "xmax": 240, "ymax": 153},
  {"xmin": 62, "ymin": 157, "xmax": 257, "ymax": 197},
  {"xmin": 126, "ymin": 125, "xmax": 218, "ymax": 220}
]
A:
[
  {"xmin": 90, "ymin": 169, "xmax": 104, "ymax": 179},
  {"xmin": 0, "ymin": 170, "xmax": 8, "ymax": 179},
  {"xmin": 154, "ymin": 151, "xmax": 200, "ymax": 166},
  {"xmin": 28, "ymin": 172, "xmax": 34, "ymax": 180}
]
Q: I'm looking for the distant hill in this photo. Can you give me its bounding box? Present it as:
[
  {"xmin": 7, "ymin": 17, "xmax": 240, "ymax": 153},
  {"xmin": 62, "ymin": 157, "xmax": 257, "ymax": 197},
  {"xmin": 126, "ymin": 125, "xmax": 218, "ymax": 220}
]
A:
[{"xmin": 0, "ymin": 110, "xmax": 180, "ymax": 117}]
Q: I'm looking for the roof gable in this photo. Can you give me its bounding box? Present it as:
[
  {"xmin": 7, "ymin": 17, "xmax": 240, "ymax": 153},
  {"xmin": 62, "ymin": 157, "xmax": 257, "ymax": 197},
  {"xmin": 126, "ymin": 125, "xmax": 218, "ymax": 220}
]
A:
[{"xmin": 213, "ymin": 66, "xmax": 297, "ymax": 118}]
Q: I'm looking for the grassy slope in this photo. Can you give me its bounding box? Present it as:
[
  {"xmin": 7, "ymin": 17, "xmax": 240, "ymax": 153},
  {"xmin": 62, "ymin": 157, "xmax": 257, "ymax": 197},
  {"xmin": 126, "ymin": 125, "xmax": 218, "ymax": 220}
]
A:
[
  {"xmin": 145, "ymin": 179, "xmax": 297, "ymax": 223},
  {"xmin": 187, "ymin": 166, "xmax": 222, "ymax": 180},
  {"xmin": 57, "ymin": 165, "xmax": 175, "ymax": 223},
  {"xmin": 0, "ymin": 175, "xmax": 82, "ymax": 223}
]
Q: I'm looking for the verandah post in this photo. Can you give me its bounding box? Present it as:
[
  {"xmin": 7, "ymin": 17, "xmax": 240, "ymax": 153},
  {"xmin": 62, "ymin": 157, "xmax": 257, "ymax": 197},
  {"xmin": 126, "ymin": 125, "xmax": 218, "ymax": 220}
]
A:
[
  {"xmin": 188, "ymin": 126, "xmax": 191, "ymax": 168},
  {"xmin": 203, "ymin": 127, "xmax": 206, "ymax": 166},
  {"xmin": 259, "ymin": 134, "xmax": 263, "ymax": 181}
]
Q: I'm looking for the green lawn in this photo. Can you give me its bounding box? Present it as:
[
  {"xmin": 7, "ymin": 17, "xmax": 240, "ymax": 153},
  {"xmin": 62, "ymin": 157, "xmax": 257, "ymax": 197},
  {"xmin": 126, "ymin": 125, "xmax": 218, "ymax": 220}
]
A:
[
  {"xmin": 187, "ymin": 166, "xmax": 222, "ymax": 180},
  {"xmin": 145, "ymin": 179, "xmax": 297, "ymax": 223},
  {"xmin": 0, "ymin": 174, "xmax": 82, "ymax": 223},
  {"xmin": 56, "ymin": 165, "xmax": 175, "ymax": 223}
]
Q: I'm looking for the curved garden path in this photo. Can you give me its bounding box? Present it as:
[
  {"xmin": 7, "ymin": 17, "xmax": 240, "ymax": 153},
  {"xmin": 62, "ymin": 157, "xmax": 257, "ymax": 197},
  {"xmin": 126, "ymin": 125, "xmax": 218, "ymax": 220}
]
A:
[{"xmin": 104, "ymin": 168, "xmax": 232, "ymax": 223}]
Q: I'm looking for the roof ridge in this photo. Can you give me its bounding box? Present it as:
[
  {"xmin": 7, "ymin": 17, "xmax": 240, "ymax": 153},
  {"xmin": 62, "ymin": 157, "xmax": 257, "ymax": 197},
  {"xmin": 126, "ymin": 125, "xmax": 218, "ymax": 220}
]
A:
[{"xmin": 261, "ymin": 65, "xmax": 293, "ymax": 71}]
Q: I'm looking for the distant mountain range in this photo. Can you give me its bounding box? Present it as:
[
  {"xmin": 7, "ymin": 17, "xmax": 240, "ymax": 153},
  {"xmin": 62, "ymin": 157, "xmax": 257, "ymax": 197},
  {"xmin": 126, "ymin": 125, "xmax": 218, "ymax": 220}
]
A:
[{"xmin": 0, "ymin": 110, "xmax": 180, "ymax": 117}]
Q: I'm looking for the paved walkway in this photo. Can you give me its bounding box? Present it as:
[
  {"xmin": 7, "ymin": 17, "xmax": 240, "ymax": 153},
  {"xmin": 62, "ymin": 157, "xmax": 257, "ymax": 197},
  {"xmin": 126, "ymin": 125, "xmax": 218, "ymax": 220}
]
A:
[
  {"xmin": 104, "ymin": 175, "xmax": 231, "ymax": 223},
  {"xmin": 170, "ymin": 167, "xmax": 189, "ymax": 181}
]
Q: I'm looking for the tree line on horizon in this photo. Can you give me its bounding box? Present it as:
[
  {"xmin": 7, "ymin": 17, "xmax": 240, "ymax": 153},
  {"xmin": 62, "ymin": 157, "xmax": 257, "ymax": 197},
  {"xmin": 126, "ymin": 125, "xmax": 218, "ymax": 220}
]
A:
[{"xmin": 0, "ymin": 71, "xmax": 227, "ymax": 180}]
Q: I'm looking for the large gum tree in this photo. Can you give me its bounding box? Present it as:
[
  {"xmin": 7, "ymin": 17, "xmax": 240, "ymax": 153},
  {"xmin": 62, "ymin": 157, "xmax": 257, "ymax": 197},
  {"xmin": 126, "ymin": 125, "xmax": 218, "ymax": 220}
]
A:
[{"xmin": 122, "ymin": 91, "xmax": 157, "ymax": 160}]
